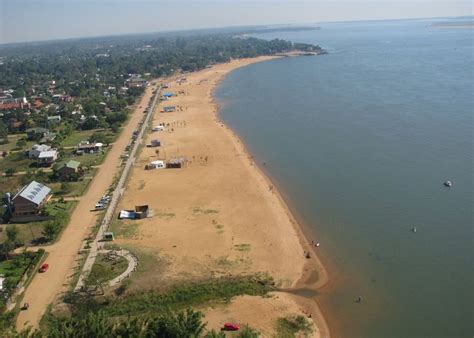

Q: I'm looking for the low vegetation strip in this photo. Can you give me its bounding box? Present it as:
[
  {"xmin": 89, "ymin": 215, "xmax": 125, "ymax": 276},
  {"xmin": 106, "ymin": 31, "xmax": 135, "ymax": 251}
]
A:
[
  {"xmin": 276, "ymin": 315, "xmax": 313, "ymax": 337},
  {"xmin": 67, "ymin": 276, "xmax": 275, "ymax": 318}
]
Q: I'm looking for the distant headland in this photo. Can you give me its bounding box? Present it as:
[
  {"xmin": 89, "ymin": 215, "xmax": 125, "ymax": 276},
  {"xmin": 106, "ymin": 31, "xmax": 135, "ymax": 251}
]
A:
[{"xmin": 432, "ymin": 21, "xmax": 474, "ymax": 29}]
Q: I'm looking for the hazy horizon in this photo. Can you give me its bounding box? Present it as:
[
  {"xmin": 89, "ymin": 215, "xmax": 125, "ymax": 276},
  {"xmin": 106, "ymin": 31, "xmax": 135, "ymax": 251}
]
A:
[{"xmin": 0, "ymin": 0, "xmax": 472, "ymax": 44}]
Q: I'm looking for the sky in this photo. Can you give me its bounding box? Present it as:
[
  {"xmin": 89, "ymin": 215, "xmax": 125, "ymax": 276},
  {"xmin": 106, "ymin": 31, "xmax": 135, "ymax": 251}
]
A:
[{"xmin": 0, "ymin": 0, "xmax": 472, "ymax": 44}]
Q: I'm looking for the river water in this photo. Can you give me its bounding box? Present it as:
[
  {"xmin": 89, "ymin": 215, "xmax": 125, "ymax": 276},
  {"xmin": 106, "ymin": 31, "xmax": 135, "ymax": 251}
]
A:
[{"xmin": 215, "ymin": 18, "xmax": 473, "ymax": 338}]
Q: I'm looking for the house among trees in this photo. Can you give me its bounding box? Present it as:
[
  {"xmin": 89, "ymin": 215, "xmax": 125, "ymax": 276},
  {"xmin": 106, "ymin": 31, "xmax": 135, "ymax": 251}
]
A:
[
  {"xmin": 126, "ymin": 75, "xmax": 148, "ymax": 88},
  {"xmin": 76, "ymin": 141, "xmax": 103, "ymax": 154},
  {"xmin": 47, "ymin": 115, "xmax": 62, "ymax": 126},
  {"xmin": 28, "ymin": 144, "xmax": 52, "ymax": 158},
  {"xmin": 0, "ymin": 97, "xmax": 29, "ymax": 110},
  {"xmin": 10, "ymin": 181, "xmax": 52, "ymax": 220},
  {"xmin": 26, "ymin": 127, "xmax": 56, "ymax": 143},
  {"xmin": 37, "ymin": 150, "xmax": 59, "ymax": 166},
  {"xmin": 29, "ymin": 144, "xmax": 59, "ymax": 166},
  {"xmin": 57, "ymin": 160, "xmax": 83, "ymax": 181}
]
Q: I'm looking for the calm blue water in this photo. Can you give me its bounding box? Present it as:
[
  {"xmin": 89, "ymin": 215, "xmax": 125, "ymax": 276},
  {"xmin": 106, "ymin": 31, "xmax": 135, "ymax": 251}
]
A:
[{"xmin": 216, "ymin": 19, "xmax": 473, "ymax": 338}]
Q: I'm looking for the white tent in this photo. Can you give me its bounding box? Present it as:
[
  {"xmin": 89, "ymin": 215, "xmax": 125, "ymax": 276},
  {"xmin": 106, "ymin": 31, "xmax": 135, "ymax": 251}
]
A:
[
  {"xmin": 119, "ymin": 210, "xmax": 135, "ymax": 219},
  {"xmin": 150, "ymin": 160, "xmax": 165, "ymax": 169}
]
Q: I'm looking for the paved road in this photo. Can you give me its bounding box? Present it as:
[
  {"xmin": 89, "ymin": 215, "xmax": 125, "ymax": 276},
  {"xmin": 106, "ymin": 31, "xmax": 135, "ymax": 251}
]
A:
[{"xmin": 15, "ymin": 86, "xmax": 156, "ymax": 332}]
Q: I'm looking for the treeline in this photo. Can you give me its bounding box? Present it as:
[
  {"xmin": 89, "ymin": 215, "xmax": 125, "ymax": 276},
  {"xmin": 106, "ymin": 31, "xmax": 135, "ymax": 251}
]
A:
[
  {"xmin": 0, "ymin": 33, "xmax": 323, "ymax": 137},
  {"xmin": 4, "ymin": 308, "xmax": 259, "ymax": 338},
  {"xmin": 0, "ymin": 34, "xmax": 323, "ymax": 89}
]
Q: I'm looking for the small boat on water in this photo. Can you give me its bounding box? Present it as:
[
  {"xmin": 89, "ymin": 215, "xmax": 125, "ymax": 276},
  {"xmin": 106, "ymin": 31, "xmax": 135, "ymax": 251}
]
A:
[
  {"xmin": 412, "ymin": 227, "xmax": 417, "ymax": 233},
  {"xmin": 444, "ymin": 180, "xmax": 453, "ymax": 187}
]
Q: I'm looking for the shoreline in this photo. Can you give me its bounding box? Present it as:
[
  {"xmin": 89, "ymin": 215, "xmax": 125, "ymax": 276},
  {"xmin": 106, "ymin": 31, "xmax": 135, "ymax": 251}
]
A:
[
  {"xmin": 212, "ymin": 56, "xmax": 330, "ymax": 336},
  {"xmin": 116, "ymin": 53, "xmax": 331, "ymax": 337}
]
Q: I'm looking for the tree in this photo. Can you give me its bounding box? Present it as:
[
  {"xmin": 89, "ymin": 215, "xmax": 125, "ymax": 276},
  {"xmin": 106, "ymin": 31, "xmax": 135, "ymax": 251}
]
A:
[
  {"xmin": 0, "ymin": 241, "xmax": 14, "ymax": 260},
  {"xmin": 89, "ymin": 131, "xmax": 111, "ymax": 145},
  {"xmin": 110, "ymin": 122, "xmax": 120, "ymax": 134},
  {"xmin": 21, "ymin": 169, "xmax": 34, "ymax": 185},
  {"xmin": 81, "ymin": 117, "xmax": 98, "ymax": 130},
  {"xmin": 15, "ymin": 138, "xmax": 27, "ymax": 149},
  {"xmin": 42, "ymin": 221, "xmax": 60, "ymax": 241},
  {"xmin": 105, "ymin": 112, "xmax": 127, "ymax": 126},
  {"xmin": 4, "ymin": 168, "xmax": 16, "ymax": 177},
  {"xmin": 0, "ymin": 120, "xmax": 8, "ymax": 144},
  {"xmin": 60, "ymin": 182, "xmax": 71, "ymax": 194},
  {"xmin": 149, "ymin": 308, "xmax": 207, "ymax": 337},
  {"xmin": 6, "ymin": 224, "xmax": 19, "ymax": 244}
]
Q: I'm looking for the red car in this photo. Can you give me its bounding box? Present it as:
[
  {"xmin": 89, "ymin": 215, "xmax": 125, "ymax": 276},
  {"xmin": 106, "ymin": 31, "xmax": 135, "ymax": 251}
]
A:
[
  {"xmin": 39, "ymin": 263, "xmax": 49, "ymax": 273},
  {"xmin": 223, "ymin": 323, "xmax": 240, "ymax": 331}
]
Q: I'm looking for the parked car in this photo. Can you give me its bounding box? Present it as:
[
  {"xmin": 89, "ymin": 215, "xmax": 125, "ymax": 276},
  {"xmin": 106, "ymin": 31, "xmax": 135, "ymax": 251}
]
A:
[
  {"xmin": 39, "ymin": 263, "xmax": 49, "ymax": 273},
  {"xmin": 223, "ymin": 323, "xmax": 240, "ymax": 331},
  {"xmin": 95, "ymin": 203, "xmax": 106, "ymax": 210}
]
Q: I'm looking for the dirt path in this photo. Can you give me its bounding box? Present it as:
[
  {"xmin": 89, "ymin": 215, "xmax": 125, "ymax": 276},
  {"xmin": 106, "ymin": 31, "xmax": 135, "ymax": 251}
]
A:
[
  {"xmin": 15, "ymin": 86, "xmax": 156, "ymax": 332},
  {"xmin": 99, "ymin": 249, "xmax": 138, "ymax": 288}
]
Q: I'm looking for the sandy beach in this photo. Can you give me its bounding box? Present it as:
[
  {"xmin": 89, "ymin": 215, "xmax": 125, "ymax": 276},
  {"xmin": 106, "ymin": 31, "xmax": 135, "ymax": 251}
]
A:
[{"xmin": 115, "ymin": 56, "xmax": 330, "ymax": 337}]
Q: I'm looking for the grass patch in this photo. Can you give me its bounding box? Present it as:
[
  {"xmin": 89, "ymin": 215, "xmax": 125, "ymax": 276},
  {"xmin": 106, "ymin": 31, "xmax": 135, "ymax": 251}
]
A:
[
  {"xmin": 114, "ymin": 245, "xmax": 164, "ymax": 292},
  {"xmin": 60, "ymin": 130, "xmax": 100, "ymax": 147},
  {"xmin": 215, "ymin": 224, "xmax": 225, "ymax": 234},
  {"xmin": 86, "ymin": 253, "xmax": 129, "ymax": 285},
  {"xmin": 0, "ymin": 201, "xmax": 78, "ymax": 246},
  {"xmin": 63, "ymin": 150, "xmax": 106, "ymax": 168},
  {"xmin": 68, "ymin": 250, "xmax": 89, "ymax": 291},
  {"xmin": 276, "ymin": 315, "xmax": 313, "ymax": 338},
  {"xmin": 192, "ymin": 207, "xmax": 219, "ymax": 215},
  {"xmin": 109, "ymin": 218, "xmax": 139, "ymax": 239},
  {"xmin": 48, "ymin": 176, "xmax": 93, "ymax": 197},
  {"xmin": 0, "ymin": 152, "xmax": 36, "ymax": 173},
  {"xmin": 234, "ymin": 244, "xmax": 251, "ymax": 252},
  {"xmin": 0, "ymin": 134, "xmax": 34, "ymax": 153},
  {"xmin": 0, "ymin": 175, "xmax": 23, "ymax": 196},
  {"xmin": 0, "ymin": 222, "xmax": 44, "ymax": 246},
  {"xmin": 156, "ymin": 212, "xmax": 175, "ymax": 219},
  {"xmin": 45, "ymin": 200, "xmax": 78, "ymax": 219},
  {"xmin": 215, "ymin": 256, "xmax": 237, "ymax": 267}
]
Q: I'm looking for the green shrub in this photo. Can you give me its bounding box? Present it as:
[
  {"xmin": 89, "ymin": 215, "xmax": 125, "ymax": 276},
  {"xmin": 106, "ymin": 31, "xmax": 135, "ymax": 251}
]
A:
[{"xmin": 276, "ymin": 315, "xmax": 313, "ymax": 337}]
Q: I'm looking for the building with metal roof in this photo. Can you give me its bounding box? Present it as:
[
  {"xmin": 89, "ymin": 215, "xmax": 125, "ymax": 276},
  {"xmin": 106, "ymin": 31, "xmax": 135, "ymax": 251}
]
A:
[
  {"xmin": 11, "ymin": 181, "xmax": 52, "ymax": 220},
  {"xmin": 37, "ymin": 150, "xmax": 59, "ymax": 166},
  {"xmin": 58, "ymin": 160, "xmax": 82, "ymax": 181}
]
